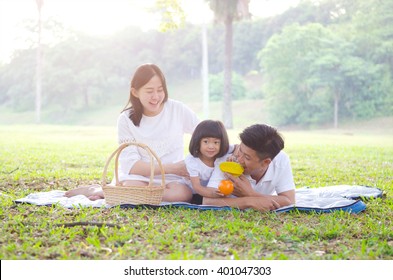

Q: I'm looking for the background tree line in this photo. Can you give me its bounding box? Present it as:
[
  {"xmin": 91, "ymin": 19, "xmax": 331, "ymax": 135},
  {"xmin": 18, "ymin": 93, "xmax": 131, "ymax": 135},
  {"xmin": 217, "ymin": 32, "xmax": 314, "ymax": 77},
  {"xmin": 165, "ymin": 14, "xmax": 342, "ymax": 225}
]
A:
[{"xmin": 0, "ymin": 0, "xmax": 392, "ymax": 127}]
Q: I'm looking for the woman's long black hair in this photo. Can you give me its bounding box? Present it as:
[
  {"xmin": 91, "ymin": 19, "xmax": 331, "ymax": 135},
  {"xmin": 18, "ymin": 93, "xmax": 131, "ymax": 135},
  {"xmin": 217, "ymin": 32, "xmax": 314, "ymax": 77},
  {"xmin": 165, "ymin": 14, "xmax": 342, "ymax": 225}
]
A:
[{"xmin": 122, "ymin": 63, "xmax": 169, "ymax": 126}]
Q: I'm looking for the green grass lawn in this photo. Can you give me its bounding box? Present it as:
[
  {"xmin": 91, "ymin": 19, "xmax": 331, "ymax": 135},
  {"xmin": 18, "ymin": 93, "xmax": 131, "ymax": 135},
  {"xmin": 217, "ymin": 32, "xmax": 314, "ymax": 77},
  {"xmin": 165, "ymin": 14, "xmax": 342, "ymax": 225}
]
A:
[{"xmin": 0, "ymin": 125, "xmax": 392, "ymax": 260}]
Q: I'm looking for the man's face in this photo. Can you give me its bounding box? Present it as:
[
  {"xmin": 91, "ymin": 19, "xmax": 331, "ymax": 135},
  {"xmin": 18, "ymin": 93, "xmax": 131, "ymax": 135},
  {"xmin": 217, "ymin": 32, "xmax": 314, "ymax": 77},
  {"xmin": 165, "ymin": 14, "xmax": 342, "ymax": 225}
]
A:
[{"xmin": 237, "ymin": 143, "xmax": 270, "ymax": 179}]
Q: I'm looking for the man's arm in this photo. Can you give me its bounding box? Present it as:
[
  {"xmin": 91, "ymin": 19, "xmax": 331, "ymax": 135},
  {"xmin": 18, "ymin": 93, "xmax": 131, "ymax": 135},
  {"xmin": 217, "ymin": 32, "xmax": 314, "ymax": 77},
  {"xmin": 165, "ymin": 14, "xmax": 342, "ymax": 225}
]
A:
[
  {"xmin": 202, "ymin": 195, "xmax": 279, "ymax": 212},
  {"xmin": 275, "ymin": 189, "xmax": 295, "ymax": 205},
  {"xmin": 203, "ymin": 189, "xmax": 295, "ymax": 212},
  {"xmin": 203, "ymin": 196, "xmax": 255, "ymax": 210}
]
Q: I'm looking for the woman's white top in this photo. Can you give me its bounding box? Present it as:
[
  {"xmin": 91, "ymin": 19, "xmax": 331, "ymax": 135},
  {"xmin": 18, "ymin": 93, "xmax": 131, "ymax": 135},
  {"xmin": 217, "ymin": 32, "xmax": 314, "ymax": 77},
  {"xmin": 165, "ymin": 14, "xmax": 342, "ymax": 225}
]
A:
[{"xmin": 116, "ymin": 99, "xmax": 199, "ymax": 184}]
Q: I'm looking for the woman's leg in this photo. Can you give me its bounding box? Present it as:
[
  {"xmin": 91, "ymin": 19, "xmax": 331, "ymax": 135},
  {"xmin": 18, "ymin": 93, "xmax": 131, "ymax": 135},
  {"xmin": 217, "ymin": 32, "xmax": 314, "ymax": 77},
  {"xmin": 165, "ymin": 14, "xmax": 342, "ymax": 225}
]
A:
[
  {"xmin": 163, "ymin": 182, "xmax": 193, "ymax": 202},
  {"xmin": 120, "ymin": 180, "xmax": 149, "ymax": 187},
  {"xmin": 64, "ymin": 181, "xmax": 148, "ymax": 201},
  {"xmin": 65, "ymin": 181, "xmax": 194, "ymax": 202},
  {"xmin": 64, "ymin": 184, "xmax": 104, "ymax": 200}
]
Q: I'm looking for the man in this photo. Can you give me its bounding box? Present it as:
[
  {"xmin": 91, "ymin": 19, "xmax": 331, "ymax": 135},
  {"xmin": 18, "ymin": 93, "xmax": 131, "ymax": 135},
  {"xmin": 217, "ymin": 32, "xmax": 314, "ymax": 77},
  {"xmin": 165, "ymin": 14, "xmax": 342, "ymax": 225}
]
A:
[{"xmin": 204, "ymin": 124, "xmax": 295, "ymax": 212}]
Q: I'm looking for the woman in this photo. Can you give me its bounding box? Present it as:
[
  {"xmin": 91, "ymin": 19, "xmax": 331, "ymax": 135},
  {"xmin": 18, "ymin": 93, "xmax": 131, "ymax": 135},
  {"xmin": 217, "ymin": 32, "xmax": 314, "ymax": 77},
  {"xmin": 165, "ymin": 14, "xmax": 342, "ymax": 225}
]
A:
[{"xmin": 65, "ymin": 63, "xmax": 199, "ymax": 202}]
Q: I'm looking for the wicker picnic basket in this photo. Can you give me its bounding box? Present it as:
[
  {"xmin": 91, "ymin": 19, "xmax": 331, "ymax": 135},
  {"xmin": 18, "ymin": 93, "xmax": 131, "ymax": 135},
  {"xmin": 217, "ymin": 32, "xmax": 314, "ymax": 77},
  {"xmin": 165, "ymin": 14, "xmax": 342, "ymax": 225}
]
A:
[{"xmin": 102, "ymin": 142, "xmax": 165, "ymax": 206}]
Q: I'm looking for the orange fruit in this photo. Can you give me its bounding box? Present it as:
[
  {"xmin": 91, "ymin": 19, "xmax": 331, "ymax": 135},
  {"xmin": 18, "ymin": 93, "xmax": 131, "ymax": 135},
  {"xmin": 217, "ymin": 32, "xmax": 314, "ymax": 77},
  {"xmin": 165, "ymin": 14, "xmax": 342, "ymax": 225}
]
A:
[{"xmin": 218, "ymin": 179, "xmax": 234, "ymax": 196}]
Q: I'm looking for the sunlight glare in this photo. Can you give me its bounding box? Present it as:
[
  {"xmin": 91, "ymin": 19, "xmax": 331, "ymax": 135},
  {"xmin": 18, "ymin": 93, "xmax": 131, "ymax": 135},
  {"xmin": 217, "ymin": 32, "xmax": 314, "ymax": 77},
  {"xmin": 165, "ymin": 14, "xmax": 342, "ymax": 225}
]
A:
[{"xmin": 0, "ymin": 0, "xmax": 300, "ymax": 63}]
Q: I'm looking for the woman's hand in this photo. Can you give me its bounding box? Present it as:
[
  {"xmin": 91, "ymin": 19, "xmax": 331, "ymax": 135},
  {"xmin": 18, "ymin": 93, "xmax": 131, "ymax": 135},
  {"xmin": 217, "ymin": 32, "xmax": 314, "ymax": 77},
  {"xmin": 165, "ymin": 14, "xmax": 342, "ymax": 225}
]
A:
[{"xmin": 165, "ymin": 161, "xmax": 190, "ymax": 179}]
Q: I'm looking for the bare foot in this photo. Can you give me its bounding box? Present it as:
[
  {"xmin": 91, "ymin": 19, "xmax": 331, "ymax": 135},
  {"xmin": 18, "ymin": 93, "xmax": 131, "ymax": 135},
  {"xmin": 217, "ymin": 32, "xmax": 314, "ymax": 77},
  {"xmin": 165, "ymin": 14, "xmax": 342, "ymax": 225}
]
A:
[
  {"xmin": 64, "ymin": 184, "xmax": 104, "ymax": 200},
  {"xmin": 88, "ymin": 194, "xmax": 105, "ymax": 201}
]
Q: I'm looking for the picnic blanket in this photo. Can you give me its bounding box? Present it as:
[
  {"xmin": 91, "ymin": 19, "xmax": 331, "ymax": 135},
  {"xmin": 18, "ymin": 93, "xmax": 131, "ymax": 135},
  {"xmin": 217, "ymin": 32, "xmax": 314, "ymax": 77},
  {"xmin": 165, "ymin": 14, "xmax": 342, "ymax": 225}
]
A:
[{"xmin": 14, "ymin": 185, "xmax": 383, "ymax": 214}]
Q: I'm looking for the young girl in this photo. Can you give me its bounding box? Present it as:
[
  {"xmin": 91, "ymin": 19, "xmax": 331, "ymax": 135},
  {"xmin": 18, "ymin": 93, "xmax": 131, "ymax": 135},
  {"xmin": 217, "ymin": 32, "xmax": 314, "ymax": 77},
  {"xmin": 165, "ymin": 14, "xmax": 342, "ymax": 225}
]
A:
[{"xmin": 185, "ymin": 120, "xmax": 232, "ymax": 200}]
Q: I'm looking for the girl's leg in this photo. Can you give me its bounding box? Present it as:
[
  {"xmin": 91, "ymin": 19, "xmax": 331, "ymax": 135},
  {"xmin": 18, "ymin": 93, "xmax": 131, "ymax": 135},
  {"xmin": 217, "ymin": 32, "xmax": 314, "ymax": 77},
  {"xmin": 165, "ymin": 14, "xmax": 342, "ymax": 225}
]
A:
[{"xmin": 163, "ymin": 182, "xmax": 193, "ymax": 202}]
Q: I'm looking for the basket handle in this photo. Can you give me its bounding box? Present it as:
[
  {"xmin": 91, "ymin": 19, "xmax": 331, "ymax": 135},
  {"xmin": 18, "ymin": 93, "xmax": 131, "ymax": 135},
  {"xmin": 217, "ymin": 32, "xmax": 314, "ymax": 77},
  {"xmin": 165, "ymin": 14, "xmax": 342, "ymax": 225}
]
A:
[{"xmin": 101, "ymin": 142, "xmax": 165, "ymax": 188}]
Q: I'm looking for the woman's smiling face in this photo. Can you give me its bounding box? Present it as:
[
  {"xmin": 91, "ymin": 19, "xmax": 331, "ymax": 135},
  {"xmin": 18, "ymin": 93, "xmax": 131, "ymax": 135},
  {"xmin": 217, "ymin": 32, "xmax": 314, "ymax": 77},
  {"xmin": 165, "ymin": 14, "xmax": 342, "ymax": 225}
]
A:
[{"xmin": 132, "ymin": 75, "xmax": 165, "ymax": 116}]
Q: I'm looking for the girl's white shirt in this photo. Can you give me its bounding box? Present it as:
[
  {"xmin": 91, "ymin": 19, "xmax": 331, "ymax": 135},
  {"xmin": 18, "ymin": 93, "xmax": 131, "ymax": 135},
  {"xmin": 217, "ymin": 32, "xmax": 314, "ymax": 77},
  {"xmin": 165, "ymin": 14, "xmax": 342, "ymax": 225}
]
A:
[
  {"xmin": 116, "ymin": 99, "xmax": 199, "ymax": 184},
  {"xmin": 184, "ymin": 145, "xmax": 235, "ymax": 191},
  {"xmin": 184, "ymin": 155, "xmax": 216, "ymax": 187}
]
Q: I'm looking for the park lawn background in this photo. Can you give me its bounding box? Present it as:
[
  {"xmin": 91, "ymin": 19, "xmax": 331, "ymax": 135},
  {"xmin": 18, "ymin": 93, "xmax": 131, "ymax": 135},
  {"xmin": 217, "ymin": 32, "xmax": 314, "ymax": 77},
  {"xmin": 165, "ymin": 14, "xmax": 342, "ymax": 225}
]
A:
[{"xmin": 0, "ymin": 124, "xmax": 392, "ymax": 260}]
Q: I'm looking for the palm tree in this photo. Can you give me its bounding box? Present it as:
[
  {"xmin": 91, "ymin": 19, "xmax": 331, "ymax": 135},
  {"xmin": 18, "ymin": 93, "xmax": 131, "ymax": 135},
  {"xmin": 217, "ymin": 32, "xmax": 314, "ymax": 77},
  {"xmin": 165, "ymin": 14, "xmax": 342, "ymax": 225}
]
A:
[
  {"xmin": 202, "ymin": 21, "xmax": 209, "ymax": 119},
  {"xmin": 153, "ymin": 0, "xmax": 211, "ymax": 119},
  {"xmin": 35, "ymin": 0, "xmax": 44, "ymax": 123},
  {"xmin": 206, "ymin": 0, "xmax": 250, "ymax": 128}
]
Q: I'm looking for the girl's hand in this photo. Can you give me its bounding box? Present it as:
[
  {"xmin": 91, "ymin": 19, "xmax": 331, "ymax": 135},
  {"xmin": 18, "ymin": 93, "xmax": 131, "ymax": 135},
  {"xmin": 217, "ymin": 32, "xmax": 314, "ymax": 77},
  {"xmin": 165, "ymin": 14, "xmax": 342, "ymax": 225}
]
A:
[
  {"xmin": 213, "ymin": 189, "xmax": 225, "ymax": 197},
  {"xmin": 197, "ymin": 187, "xmax": 224, "ymax": 198}
]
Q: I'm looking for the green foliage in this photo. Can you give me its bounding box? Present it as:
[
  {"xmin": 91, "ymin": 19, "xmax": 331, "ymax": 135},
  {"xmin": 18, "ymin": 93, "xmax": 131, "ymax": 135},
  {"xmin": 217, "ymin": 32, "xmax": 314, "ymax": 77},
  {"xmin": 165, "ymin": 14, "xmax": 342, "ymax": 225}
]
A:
[
  {"xmin": 152, "ymin": 0, "xmax": 186, "ymax": 32},
  {"xmin": 232, "ymin": 20, "xmax": 269, "ymax": 74},
  {"xmin": 0, "ymin": 49, "xmax": 36, "ymax": 111},
  {"xmin": 0, "ymin": 125, "xmax": 392, "ymax": 260},
  {"xmin": 208, "ymin": 72, "xmax": 246, "ymax": 101},
  {"xmin": 259, "ymin": 18, "xmax": 392, "ymax": 127},
  {"xmin": 259, "ymin": 23, "xmax": 332, "ymax": 126}
]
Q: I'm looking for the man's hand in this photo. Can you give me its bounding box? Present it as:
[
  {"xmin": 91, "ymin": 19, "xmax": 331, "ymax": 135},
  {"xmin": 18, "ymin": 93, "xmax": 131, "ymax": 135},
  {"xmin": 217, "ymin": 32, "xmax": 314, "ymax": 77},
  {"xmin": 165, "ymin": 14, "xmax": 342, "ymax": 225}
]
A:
[
  {"xmin": 248, "ymin": 196, "xmax": 281, "ymax": 212},
  {"xmin": 225, "ymin": 173, "xmax": 257, "ymax": 197},
  {"xmin": 203, "ymin": 195, "xmax": 281, "ymax": 212}
]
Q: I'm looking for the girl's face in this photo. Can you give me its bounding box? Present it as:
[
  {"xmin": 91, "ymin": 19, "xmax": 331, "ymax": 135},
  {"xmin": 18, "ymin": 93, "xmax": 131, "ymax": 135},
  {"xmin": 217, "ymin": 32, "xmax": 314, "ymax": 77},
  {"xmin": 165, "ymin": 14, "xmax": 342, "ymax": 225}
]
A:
[
  {"xmin": 199, "ymin": 137, "xmax": 221, "ymax": 161},
  {"xmin": 132, "ymin": 75, "xmax": 165, "ymax": 116}
]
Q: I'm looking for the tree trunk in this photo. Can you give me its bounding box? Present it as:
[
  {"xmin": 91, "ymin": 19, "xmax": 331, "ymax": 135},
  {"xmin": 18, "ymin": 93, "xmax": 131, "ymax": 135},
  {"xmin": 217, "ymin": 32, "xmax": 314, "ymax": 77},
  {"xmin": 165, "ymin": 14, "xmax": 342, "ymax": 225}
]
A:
[
  {"xmin": 84, "ymin": 91, "xmax": 89, "ymax": 108},
  {"xmin": 334, "ymin": 91, "xmax": 339, "ymax": 129},
  {"xmin": 202, "ymin": 23, "xmax": 209, "ymax": 119},
  {"xmin": 35, "ymin": 0, "xmax": 44, "ymax": 124},
  {"xmin": 222, "ymin": 15, "xmax": 233, "ymax": 129}
]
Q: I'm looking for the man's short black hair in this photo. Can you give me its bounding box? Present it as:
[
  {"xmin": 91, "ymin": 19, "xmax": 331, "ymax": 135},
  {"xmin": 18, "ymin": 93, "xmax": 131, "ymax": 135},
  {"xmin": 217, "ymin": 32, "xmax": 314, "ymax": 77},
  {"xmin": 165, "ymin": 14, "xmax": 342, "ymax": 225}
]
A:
[{"xmin": 239, "ymin": 124, "xmax": 284, "ymax": 160}]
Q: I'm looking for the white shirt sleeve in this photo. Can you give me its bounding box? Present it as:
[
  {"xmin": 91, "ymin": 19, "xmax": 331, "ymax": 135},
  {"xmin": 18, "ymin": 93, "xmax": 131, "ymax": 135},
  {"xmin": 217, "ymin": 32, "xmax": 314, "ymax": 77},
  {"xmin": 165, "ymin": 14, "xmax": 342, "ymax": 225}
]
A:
[
  {"xmin": 254, "ymin": 151, "xmax": 295, "ymax": 195},
  {"xmin": 179, "ymin": 101, "xmax": 200, "ymax": 133},
  {"xmin": 271, "ymin": 152, "xmax": 295, "ymax": 194},
  {"xmin": 184, "ymin": 155, "xmax": 200, "ymax": 177}
]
